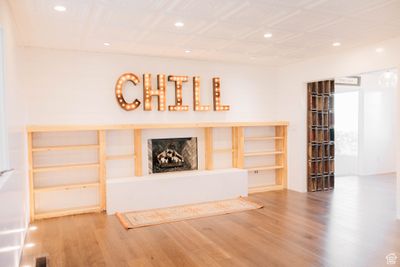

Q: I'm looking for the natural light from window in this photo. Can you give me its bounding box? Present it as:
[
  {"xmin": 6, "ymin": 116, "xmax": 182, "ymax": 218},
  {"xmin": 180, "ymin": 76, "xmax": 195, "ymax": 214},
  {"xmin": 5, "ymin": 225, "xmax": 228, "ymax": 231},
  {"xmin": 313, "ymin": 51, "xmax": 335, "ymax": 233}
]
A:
[{"xmin": 335, "ymin": 91, "xmax": 359, "ymax": 157}]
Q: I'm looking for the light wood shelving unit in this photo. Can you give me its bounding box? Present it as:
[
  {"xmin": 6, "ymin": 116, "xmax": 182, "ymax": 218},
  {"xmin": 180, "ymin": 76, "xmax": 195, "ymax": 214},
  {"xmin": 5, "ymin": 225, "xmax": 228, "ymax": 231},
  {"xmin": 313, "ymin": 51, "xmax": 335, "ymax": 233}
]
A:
[
  {"xmin": 28, "ymin": 130, "xmax": 104, "ymax": 221},
  {"xmin": 27, "ymin": 122, "xmax": 288, "ymax": 221},
  {"xmin": 238, "ymin": 125, "xmax": 288, "ymax": 193}
]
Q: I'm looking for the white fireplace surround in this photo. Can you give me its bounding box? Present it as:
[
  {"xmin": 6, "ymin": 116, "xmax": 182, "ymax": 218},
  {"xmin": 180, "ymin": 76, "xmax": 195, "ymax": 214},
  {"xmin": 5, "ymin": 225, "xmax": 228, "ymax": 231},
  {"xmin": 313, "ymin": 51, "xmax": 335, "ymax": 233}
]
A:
[{"xmin": 106, "ymin": 168, "xmax": 248, "ymax": 214}]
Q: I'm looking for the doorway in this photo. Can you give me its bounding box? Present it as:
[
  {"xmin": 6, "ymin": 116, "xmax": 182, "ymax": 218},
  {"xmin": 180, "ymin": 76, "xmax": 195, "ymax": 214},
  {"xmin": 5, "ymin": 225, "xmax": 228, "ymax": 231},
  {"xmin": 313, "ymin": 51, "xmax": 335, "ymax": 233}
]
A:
[
  {"xmin": 335, "ymin": 88, "xmax": 359, "ymax": 176},
  {"xmin": 335, "ymin": 69, "xmax": 397, "ymax": 177}
]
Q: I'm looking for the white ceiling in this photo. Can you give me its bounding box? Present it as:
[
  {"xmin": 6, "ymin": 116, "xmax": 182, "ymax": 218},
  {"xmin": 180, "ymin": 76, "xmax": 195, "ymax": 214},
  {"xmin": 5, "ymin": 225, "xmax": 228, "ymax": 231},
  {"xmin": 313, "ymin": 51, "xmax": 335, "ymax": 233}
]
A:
[{"xmin": 8, "ymin": 0, "xmax": 400, "ymax": 66}]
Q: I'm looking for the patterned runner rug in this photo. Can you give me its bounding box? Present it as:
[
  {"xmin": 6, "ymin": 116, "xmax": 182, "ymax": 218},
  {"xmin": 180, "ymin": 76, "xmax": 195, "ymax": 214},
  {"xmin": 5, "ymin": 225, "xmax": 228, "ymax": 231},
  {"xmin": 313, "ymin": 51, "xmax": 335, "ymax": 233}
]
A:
[{"xmin": 116, "ymin": 197, "xmax": 263, "ymax": 229}]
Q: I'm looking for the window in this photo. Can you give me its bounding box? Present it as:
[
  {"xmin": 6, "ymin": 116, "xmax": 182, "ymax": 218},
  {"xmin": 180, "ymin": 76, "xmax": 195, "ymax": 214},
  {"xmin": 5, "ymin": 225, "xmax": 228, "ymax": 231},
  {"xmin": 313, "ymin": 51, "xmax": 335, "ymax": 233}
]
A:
[{"xmin": 0, "ymin": 28, "xmax": 8, "ymax": 172}]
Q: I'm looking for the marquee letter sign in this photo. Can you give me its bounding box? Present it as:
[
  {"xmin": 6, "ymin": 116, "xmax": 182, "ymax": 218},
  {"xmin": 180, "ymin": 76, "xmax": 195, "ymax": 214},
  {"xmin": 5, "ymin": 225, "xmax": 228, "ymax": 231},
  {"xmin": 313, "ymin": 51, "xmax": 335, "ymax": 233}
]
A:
[
  {"xmin": 213, "ymin": 77, "xmax": 230, "ymax": 111},
  {"xmin": 115, "ymin": 73, "xmax": 141, "ymax": 111},
  {"xmin": 193, "ymin": 76, "xmax": 210, "ymax": 111},
  {"xmin": 143, "ymin": 74, "xmax": 166, "ymax": 111},
  {"xmin": 168, "ymin": 75, "xmax": 189, "ymax": 112},
  {"xmin": 115, "ymin": 73, "xmax": 230, "ymax": 112}
]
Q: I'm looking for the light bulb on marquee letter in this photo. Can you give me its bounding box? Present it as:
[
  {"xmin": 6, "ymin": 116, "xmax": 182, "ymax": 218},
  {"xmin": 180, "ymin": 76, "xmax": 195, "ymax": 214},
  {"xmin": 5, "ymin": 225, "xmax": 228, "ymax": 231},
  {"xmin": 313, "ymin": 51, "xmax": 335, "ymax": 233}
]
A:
[
  {"xmin": 168, "ymin": 75, "xmax": 189, "ymax": 111},
  {"xmin": 143, "ymin": 74, "xmax": 167, "ymax": 111},
  {"xmin": 193, "ymin": 76, "xmax": 210, "ymax": 111},
  {"xmin": 115, "ymin": 73, "xmax": 141, "ymax": 111},
  {"xmin": 213, "ymin": 77, "xmax": 230, "ymax": 111}
]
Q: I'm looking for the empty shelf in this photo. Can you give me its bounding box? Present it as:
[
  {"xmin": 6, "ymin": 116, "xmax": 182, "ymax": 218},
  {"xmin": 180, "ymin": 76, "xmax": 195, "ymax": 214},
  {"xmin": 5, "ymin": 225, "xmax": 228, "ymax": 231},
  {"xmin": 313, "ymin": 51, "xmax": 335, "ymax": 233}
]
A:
[
  {"xmin": 34, "ymin": 182, "xmax": 99, "ymax": 193},
  {"xmin": 32, "ymin": 144, "xmax": 99, "ymax": 152},
  {"xmin": 244, "ymin": 151, "xmax": 283, "ymax": 157},
  {"xmin": 245, "ymin": 165, "xmax": 284, "ymax": 171},
  {"xmin": 33, "ymin": 163, "xmax": 99, "ymax": 173}
]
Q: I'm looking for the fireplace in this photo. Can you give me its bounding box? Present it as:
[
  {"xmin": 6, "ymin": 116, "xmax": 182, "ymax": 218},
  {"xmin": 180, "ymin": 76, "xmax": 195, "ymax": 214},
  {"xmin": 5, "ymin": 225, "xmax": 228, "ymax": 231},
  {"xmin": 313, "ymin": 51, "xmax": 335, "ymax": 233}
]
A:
[{"xmin": 148, "ymin": 137, "xmax": 198, "ymax": 174}]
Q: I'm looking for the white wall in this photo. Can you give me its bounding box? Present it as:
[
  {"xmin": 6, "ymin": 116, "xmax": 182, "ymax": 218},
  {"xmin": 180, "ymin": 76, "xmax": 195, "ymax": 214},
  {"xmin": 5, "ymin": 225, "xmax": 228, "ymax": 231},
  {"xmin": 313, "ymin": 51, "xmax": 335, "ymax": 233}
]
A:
[
  {"xmin": 276, "ymin": 36, "xmax": 400, "ymax": 219},
  {"xmin": 22, "ymin": 48, "xmax": 278, "ymax": 125},
  {"xmin": 0, "ymin": 0, "xmax": 29, "ymax": 266},
  {"xmin": 358, "ymin": 70, "xmax": 396, "ymax": 175}
]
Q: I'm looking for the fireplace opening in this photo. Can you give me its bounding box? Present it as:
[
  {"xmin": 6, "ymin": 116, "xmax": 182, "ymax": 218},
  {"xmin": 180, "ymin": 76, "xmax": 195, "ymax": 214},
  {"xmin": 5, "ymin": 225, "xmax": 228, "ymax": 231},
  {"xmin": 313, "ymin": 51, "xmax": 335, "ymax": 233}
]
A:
[{"xmin": 148, "ymin": 137, "xmax": 198, "ymax": 174}]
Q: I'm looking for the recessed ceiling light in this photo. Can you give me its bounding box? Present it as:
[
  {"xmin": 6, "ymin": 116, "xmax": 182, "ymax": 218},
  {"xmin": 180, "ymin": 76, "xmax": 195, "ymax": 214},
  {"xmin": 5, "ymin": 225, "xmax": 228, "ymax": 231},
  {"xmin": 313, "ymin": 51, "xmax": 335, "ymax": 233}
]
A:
[
  {"xmin": 263, "ymin": 33, "xmax": 273, "ymax": 38},
  {"xmin": 185, "ymin": 49, "xmax": 191, "ymax": 53},
  {"xmin": 53, "ymin": 5, "xmax": 66, "ymax": 12},
  {"xmin": 174, "ymin": 21, "xmax": 184, "ymax": 27},
  {"xmin": 376, "ymin": 47, "xmax": 384, "ymax": 53},
  {"xmin": 103, "ymin": 42, "xmax": 111, "ymax": 46},
  {"xmin": 332, "ymin": 42, "xmax": 341, "ymax": 47}
]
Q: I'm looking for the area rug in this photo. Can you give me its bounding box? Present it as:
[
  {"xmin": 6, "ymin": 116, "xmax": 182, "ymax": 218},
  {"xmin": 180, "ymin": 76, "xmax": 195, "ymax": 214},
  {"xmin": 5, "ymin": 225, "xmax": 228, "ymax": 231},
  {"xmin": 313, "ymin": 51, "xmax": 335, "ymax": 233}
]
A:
[{"xmin": 116, "ymin": 197, "xmax": 263, "ymax": 229}]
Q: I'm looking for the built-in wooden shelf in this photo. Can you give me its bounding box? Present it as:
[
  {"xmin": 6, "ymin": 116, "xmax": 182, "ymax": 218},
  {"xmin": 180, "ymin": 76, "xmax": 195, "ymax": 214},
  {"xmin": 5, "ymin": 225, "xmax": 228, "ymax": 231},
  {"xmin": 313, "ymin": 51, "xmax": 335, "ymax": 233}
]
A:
[
  {"xmin": 245, "ymin": 165, "xmax": 284, "ymax": 171},
  {"xmin": 244, "ymin": 151, "xmax": 283, "ymax": 157},
  {"xmin": 28, "ymin": 129, "xmax": 106, "ymax": 222},
  {"xmin": 34, "ymin": 182, "xmax": 99, "ymax": 193},
  {"xmin": 106, "ymin": 154, "xmax": 135, "ymax": 160},
  {"xmin": 241, "ymin": 124, "xmax": 287, "ymax": 193},
  {"xmin": 34, "ymin": 205, "xmax": 102, "ymax": 220},
  {"xmin": 33, "ymin": 163, "xmax": 99, "ymax": 173},
  {"xmin": 245, "ymin": 136, "xmax": 283, "ymax": 141},
  {"xmin": 248, "ymin": 184, "xmax": 284, "ymax": 194},
  {"xmin": 32, "ymin": 144, "xmax": 99, "ymax": 152},
  {"xmin": 27, "ymin": 122, "xmax": 288, "ymax": 221}
]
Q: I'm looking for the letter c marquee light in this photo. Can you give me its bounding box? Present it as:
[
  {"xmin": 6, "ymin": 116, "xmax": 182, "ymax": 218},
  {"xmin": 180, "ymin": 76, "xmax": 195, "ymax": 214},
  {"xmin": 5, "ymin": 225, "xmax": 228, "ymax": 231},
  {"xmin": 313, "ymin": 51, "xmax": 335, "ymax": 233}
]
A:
[{"xmin": 115, "ymin": 73, "xmax": 141, "ymax": 111}]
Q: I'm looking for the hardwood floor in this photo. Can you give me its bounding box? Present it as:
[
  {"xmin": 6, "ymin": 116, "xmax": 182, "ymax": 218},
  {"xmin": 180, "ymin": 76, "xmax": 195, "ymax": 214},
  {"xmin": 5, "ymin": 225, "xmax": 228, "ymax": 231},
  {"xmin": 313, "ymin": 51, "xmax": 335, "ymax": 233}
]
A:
[{"xmin": 20, "ymin": 174, "xmax": 400, "ymax": 267}]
